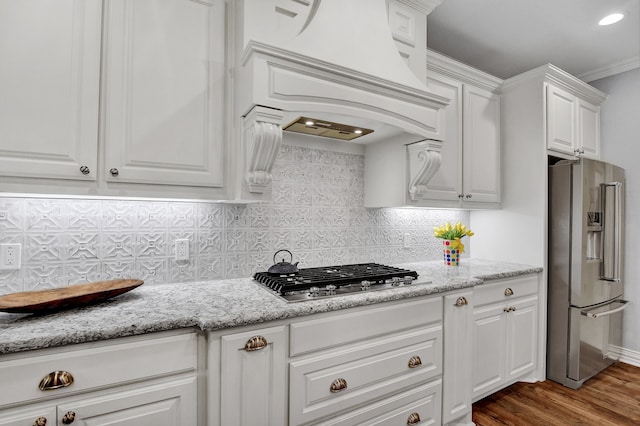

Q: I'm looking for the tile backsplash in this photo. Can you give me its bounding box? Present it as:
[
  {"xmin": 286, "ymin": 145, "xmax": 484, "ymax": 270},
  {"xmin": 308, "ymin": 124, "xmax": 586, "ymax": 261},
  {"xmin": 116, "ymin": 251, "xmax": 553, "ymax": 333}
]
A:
[{"xmin": 0, "ymin": 144, "xmax": 469, "ymax": 294}]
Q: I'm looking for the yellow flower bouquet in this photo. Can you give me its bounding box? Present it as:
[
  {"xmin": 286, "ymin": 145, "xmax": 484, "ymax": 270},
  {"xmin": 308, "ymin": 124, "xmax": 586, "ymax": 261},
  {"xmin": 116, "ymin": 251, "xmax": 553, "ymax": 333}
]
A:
[{"xmin": 434, "ymin": 222, "xmax": 474, "ymax": 265}]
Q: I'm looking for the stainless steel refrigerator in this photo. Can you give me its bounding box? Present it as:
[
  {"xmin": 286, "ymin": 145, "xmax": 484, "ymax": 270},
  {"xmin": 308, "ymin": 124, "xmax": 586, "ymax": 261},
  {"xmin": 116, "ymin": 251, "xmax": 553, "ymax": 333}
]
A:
[{"xmin": 547, "ymin": 158, "xmax": 627, "ymax": 389}]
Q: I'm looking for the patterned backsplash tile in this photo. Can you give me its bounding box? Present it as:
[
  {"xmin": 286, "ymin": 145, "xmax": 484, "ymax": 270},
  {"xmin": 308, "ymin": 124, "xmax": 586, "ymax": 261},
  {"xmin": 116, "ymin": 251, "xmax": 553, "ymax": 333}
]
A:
[{"xmin": 0, "ymin": 144, "xmax": 469, "ymax": 294}]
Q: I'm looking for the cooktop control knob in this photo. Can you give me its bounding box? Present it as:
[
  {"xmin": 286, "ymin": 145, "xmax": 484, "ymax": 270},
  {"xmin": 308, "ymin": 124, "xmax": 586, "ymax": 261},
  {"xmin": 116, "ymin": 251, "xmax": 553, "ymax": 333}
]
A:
[
  {"xmin": 309, "ymin": 286, "xmax": 320, "ymax": 297},
  {"xmin": 403, "ymin": 276, "xmax": 414, "ymax": 285},
  {"xmin": 326, "ymin": 284, "xmax": 337, "ymax": 295},
  {"xmin": 391, "ymin": 277, "xmax": 402, "ymax": 286},
  {"xmin": 361, "ymin": 280, "xmax": 371, "ymax": 291}
]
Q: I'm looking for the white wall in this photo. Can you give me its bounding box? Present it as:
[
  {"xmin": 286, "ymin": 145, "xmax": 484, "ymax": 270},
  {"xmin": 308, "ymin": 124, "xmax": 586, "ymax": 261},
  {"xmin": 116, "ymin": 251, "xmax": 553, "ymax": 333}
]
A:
[{"xmin": 591, "ymin": 68, "xmax": 640, "ymax": 356}]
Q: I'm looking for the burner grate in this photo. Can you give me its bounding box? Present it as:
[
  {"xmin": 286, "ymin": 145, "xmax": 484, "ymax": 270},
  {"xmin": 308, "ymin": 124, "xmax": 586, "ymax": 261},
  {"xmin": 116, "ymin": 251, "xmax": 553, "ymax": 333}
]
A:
[{"xmin": 253, "ymin": 263, "xmax": 419, "ymax": 294}]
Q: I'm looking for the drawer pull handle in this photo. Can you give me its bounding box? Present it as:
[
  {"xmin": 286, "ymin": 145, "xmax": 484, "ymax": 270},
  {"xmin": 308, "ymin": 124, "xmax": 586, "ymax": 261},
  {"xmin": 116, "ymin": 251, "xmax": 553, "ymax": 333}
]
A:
[
  {"xmin": 33, "ymin": 417, "xmax": 47, "ymax": 426},
  {"xmin": 504, "ymin": 287, "xmax": 514, "ymax": 296},
  {"xmin": 244, "ymin": 336, "xmax": 268, "ymax": 351},
  {"xmin": 407, "ymin": 412, "xmax": 421, "ymax": 425},
  {"xmin": 330, "ymin": 378, "xmax": 348, "ymax": 393},
  {"xmin": 503, "ymin": 307, "xmax": 511, "ymax": 313},
  {"xmin": 62, "ymin": 411, "xmax": 76, "ymax": 424},
  {"xmin": 109, "ymin": 168, "xmax": 119, "ymax": 177},
  {"xmin": 408, "ymin": 355, "xmax": 422, "ymax": 368},
  {"xmin": 454, "ymin": 296, "xmax": 468, "ymax": 306},
  {"xmin": 79, "ymin": 165, "xmax": 90, "ymax": 175},
  {"xmin": 39, "ymin": 370, "xmax": 74, "ymax": 391}
]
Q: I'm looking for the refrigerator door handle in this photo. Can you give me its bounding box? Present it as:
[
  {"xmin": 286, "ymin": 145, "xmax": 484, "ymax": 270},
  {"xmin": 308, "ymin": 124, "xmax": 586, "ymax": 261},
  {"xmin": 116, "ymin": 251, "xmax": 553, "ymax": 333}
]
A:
[
  {"xmin": 601, "ymin": 181, "xmax": 622, "ymax": 282},
  {"xmin": 581, "ymin": 300, "xmax": 628, "ymax": 319}
]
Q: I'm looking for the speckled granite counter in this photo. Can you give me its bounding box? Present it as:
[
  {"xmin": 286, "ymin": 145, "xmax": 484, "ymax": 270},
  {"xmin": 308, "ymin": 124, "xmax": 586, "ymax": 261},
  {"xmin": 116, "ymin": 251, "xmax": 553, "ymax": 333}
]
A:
[{"xmin": 0, "ymin": 259, "xmax": 541, "ymax": 355}]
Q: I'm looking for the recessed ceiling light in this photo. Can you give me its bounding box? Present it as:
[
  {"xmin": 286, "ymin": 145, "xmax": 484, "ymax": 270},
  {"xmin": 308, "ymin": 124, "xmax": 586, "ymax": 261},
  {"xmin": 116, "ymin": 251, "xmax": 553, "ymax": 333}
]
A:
[
  {"xmin": 305, "ymin": 120, "xmax": 315, "ymax": 126},
  {"xmin": 599, "ymin": 13, "xmax": 624, "ymax": 26},
  {"xmin": 354, "ymin": 129, "xmax": 363, "ymax": 134}
]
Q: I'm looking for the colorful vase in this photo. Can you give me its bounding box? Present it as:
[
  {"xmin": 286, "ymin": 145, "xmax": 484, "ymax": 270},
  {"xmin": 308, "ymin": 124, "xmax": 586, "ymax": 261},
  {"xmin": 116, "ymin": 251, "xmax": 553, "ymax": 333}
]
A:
[{"xmin": 443, "ymin": 239, "xmax": 460, "ymax": 266}]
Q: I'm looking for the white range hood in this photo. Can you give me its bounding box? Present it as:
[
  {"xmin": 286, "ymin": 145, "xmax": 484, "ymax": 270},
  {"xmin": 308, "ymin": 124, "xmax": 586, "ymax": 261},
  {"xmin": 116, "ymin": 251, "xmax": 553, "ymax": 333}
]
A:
[{"xmin": 232, "ymin": 0, "xmax": 449, "ymax": 197}]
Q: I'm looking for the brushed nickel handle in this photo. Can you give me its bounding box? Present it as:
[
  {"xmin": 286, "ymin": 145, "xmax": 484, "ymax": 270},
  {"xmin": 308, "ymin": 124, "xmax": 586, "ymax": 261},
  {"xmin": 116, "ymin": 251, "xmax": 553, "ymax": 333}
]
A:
[
  {"xmin": 33, "ymin": 417, "xmax": 47, "ymax": 426},
  {"xmin": 407, "ymin": 412, "xmax": 421, "ymax": 425},
  {"xmin": 62, "ymin": 411, "xmax": 76, "ymax": 424},
  {"xmin": 109, "ymin": 168, "xmax": 119, "ymax": 177},
  {"xmin": 455, "ymin": 296, "xmax": 468, "ymax": 306},
  {"xmin": 39, "ymin": 370, "xmax": 74, "ymax": 391},
  {"xmin": 330, "ymin": 378, "xmax": 348, "ymax": 393},
  {"xmin": 244, "ymin": 336, "xmax": 268, "ymax": 351},
  {"xmin": 503, "ymin": 306, "xmax": 512, "ymax": 313},
  {"xmin": 504, "ymin": 288, "xmax": 514, "ymax": 296},
  {"xmin": 79, "ymin": 165, "xmax": 90, "ymax": 175},
  {"xmin": 408, "ymin": 355, "xmax": 422, "ymax": 368}
]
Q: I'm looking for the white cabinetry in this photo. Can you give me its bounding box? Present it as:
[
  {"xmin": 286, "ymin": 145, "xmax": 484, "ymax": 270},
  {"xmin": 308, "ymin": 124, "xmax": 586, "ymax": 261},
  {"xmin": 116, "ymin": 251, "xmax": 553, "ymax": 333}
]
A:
[
  {"xmin": 364, "ymin": 51, "xmax": 502, "ymax": 208},
  {"xmin": 289, "ymin": 297, "xmax": 443, "ymax": 426},
  {"xmin": 547, "ymin": 83, "xmax": 601, "ymax": 159},
  {"xmin": 442, "ymin": 291, "xmax": 473, "ymax": 425},
  {"xmin": 0, "ymin": 0, "xmax": 102, "ymax": 181},
  {"xmin": 0, "ymin": 331, "xmax": 199, "ymax": 426},
  {"xmin": 213, "ymin": 325, "xmax": 288, "ymax": 426},
  {"xmin": 0, "ymin": 0, "xmax": 228, "ymax": 200},
  {"xmin": 472, "ymin": 275, "xmax": 539, "ymax": 401}
]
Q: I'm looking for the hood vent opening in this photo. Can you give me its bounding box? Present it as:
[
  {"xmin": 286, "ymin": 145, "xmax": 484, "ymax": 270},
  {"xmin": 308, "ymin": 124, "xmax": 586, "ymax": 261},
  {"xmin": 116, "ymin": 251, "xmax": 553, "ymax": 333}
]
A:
[{"xmin": 283, "ymin": 116, "xmax": 374, "ymax": 141}]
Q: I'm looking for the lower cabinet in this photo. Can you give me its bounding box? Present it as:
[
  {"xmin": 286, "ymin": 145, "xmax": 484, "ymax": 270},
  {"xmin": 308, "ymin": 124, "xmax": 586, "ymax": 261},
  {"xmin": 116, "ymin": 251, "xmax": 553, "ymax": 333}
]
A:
[
  {"xmin": 0, "ymin": 330, "xmax": 199, "ymax": 426},
  {"xmin": 472, "ymin": 275, "xmax": 539, "ymax": 401},
  {"xmin": 217, "ymin": 325, "xmax": 288, "ymax": 426}
]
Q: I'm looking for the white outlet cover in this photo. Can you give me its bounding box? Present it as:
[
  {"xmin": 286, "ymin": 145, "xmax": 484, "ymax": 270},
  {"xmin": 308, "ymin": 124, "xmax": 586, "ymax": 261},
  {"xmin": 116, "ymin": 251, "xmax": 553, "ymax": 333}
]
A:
[{"xmin": 0, "ymin": 243, "xmax": 21, "ymax": 270}]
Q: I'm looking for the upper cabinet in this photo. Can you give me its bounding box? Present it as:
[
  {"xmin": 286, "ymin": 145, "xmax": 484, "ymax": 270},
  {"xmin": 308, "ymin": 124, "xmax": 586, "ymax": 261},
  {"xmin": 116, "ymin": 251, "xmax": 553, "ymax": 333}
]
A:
[
  {"xmin": 547, "ymin": 84, "xmax": 601, "ymax": 159},
  {"xmin": 0, "ymin": 0, "xmax": 102, "ymax": 182},
  {"xmin": 364, "ymin": 51, "xmax": 502, "ymax": 208},
  {"xmin": 0, "ymin": 0, "xmax": 229, "ymax": 200}
]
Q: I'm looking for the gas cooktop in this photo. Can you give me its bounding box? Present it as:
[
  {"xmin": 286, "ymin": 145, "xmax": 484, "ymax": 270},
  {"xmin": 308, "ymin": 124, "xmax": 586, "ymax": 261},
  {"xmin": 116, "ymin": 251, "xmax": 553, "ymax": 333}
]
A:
[{"xmin": 253, "ymin": 263, "xmax": 430, "ymax": 302}]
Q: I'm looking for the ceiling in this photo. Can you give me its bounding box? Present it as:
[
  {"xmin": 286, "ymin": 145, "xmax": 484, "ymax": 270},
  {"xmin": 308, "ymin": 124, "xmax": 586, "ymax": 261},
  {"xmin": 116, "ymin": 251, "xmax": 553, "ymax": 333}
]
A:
[{"xmin": 426, "ymin": 0, "xmax": 640, "ymax": 82}]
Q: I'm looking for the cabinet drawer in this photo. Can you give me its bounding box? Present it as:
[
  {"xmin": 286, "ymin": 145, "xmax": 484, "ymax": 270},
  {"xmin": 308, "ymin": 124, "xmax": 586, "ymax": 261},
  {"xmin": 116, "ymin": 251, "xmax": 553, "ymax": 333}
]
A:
[
  {"xmin": 0, "ymin": 331, "xmax": 197, "ymax": 408},
  {"xmin": 290, "ymin": 296, "xmax": 442, "ymax": 356},
  {"xmin": 313, "ymin": 379, "xmax": 442, "ymax": 426},
  {"xmin": 474, "ymin": 274, "xmax": 538, "ymax": 307},
  {"xmin": 289, "ymin": 326, "xmax": 442, "ymax": 425}
]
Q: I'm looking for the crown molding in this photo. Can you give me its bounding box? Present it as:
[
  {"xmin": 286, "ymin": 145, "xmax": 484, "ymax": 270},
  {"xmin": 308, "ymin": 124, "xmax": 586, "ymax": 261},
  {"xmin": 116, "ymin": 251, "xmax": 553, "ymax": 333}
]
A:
[
  {"xmin": 502, "ymin": 63, "xmax": 607, "ymax": 104},
  {"xmin": 427, "ymin": 49, "xmax": 503, "ymax": 92},
  {"xmin": 578, "ymin": 55, "xmax": 640, "ymax": 83}
]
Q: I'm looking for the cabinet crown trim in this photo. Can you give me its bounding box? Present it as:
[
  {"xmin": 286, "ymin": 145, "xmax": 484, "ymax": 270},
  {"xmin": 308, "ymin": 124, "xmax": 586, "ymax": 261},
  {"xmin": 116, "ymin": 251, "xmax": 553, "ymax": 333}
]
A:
[{"xmin": 427, "ymin": 49, "xmax": 503, "ymax": 92}]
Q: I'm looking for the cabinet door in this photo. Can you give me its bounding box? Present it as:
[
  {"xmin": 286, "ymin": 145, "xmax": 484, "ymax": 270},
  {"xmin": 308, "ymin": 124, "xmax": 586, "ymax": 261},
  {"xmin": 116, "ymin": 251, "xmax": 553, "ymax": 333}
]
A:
[
  {"xmin": 0, "ymin": 0, "xmax": 101, "ymax": 181},
  {"xmin": 442, "ymin": 291, "xmax": 473, "ymax": 424},
  {"xmin": 463, "ymin": 85, "xmax": 501, "ymax": 203},
  {"xmin": 506, "ymin": 296, "xmax": 538, "ymax": 381},
  {"xmin": 0, "ymin": 406, "xmax": 56, "ymax": 426},
  {"xmin": 578, "ymin": 99, "xmax": 600, "ymax": 159},
  {"xmin": 56, "ymin": 376, "xmax": 197, "ymax": 426},
  {"xmin": 103, "ymin": 0, "xmax": 225, "ymax": 187},
  {"xmin": 547, "ymin": 84, "xmax": 577, "ymax": 154},
  {"xmin": 424, "ymin": 73, "xmax": 463, "ymax": 201},
  {"xmin": 220, "ymin": 326, "xmax": 287, "ymax": 426},
  {"xmin": 472, "ymin": 304, "xmax": 507, "ymax": 400}
]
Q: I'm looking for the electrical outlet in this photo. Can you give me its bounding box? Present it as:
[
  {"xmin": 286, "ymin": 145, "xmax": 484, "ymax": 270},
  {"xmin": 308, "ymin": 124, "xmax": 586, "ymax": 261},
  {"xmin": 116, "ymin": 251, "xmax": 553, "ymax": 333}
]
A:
[
  {"xmin": 175, "ymin": 239, "xmax": 189, "ymax": 261},
  {"xmin": 403, "ymin": 233, "xmax": 411, "ymax": 248},
  {"xmin": 0, "ymin": 243, "xmax": 21, "ymax": 270}
]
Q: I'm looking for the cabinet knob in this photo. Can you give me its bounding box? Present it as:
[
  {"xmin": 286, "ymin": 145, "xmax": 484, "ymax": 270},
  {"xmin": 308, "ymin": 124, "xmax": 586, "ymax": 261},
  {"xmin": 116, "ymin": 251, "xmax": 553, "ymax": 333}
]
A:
[
  {"xmin": 79, "ymin": 165, "xmax": 90, "ymax": 175},
  {"xmin": 33, "ymin": 417, "xmax": 47, "ymax": 426},
  {"xmin": 504, "ymin": 288, "xmax": 514, "ymax": 296},
  {"xmin": 244, "ymin": 336, "xmax": 268, "ymax": 351},
  {"xmin": 109, "ymin": 168, "xmax": 119, "ymax": 177},
  {"xmin": 407, "ymin": 412, "xmax": 421, "ymax": 425},
  {"xmin": 458, "ymin": 194, "xmax": 464, "ymax": 199},
  {"xmin": 511, "ymin": 306, "xmax": 517, "ymax": 312},
  {"xmin": 330, "ymin": 378, "xmax": 348, "ymax": 393},
  {"xmin": 39, "ymin": 370, "xmax": 74, "ymax": 391},
  {"xmin": 465, "ymin": 194, "xmax": 472, "ymax": 199},
  {"xmin": 454, "ymin": 296, "xmax": 468, "ymax": 306},
  {"xmin": 408, "ymin": 355, "xmax": 422, "ymax": 368},
  {"xmin": 503, "ymin": 306, "xmax": 512, "ymax": 313},
  {"xmin": 62, "ymin": 411, "xmax": 76, "ymax": 424}
]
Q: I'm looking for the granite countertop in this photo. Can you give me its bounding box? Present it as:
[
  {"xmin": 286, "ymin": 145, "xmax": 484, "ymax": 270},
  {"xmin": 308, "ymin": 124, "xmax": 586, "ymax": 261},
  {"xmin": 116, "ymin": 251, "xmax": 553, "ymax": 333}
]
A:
[{"xmin": 0, "ymin": 259, "xmax": 542, "ymax": 355}]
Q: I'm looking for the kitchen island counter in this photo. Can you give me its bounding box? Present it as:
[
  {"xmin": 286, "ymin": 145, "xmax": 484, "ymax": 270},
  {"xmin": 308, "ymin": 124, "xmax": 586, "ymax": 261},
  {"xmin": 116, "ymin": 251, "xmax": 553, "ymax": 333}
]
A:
[{"xmin": 0, "ymin": 259, "xmax": 541, "ymax": 354}]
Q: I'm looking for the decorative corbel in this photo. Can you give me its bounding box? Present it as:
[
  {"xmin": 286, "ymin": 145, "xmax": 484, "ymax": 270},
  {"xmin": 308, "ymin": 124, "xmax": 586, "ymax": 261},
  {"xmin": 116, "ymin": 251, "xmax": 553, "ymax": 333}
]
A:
[
  {"xmin": 407, "ymin": 138, "xmax": 443, "ymax": 200},
  {"xmin": 243, "ymin": 106, "xmax": 284, "ymax": 194}
]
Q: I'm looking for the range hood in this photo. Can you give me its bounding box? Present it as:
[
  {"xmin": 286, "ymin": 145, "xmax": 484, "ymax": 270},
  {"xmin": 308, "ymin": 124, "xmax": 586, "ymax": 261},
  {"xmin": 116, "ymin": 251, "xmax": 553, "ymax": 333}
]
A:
[{"xmin": 232, "ymin": 0, "xmax": 449, "ymax": 196}]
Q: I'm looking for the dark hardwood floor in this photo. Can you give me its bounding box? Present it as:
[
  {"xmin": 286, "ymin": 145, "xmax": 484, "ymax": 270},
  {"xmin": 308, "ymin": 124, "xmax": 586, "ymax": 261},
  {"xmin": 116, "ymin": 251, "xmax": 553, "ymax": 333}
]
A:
[{"xmin": 472, "ymin": 362, "xmax": 640, "ymax": 425}]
